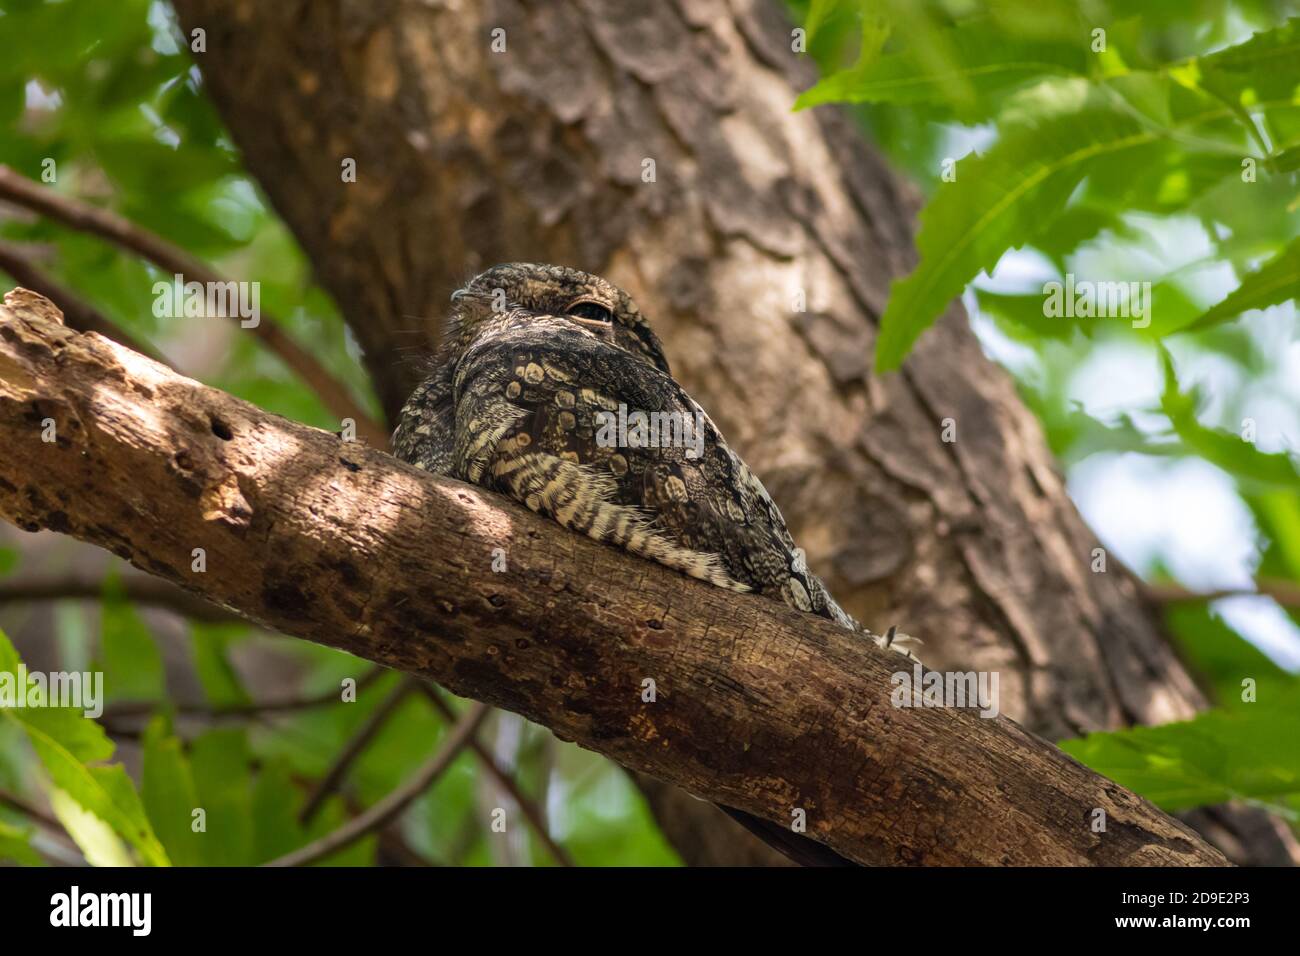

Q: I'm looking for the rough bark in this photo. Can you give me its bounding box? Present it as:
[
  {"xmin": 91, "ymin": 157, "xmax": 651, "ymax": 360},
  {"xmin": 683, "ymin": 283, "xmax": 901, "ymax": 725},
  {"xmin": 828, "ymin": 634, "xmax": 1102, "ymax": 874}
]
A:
[
  {"xmin": 162, "ymin": 0, "xmax": 1296, "ymax": 864},
  {"xmin": 0, "ymin": 290, "xmax": 1229, "ymax": 866}
]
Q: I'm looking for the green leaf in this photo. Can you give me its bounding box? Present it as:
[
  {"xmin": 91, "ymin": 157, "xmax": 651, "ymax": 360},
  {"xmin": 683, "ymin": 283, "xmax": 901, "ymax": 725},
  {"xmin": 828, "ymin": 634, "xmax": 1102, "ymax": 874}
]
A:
[
  {"xmin": 99, "ymin": 586, "xmax": 166, "ymax": 704},
  {"xmin": 875, "ymin": 97, "xmax": 1155, "ymax": 370},
  {"xmin": 49, "ymin": 787, "xmax": 134, "ymax": 867},
  {"xmin": 250, "ymin": 760, "xmax": 306, "ymax": 863},
  {"xmin": 251, "ymin": 758, "xmax": 374, "ymax": 865},
  {"xmin": 0, "ymin": 627, "xmax": 16, "ymax": 675},
  {"xmin": 24, "ymin": 725, "xmax": 168, "ymax": 866},
  {"xmin": 1179, "ymin": 236, "xmax": 1300, "ymax": 333},
  {"xmin": 10, "ymin": 705, "xmax": 114, "ymax": 764},
  {"xmin": 804, "ymin": 0, "xmax": 858, "ymax": 46},
  {"xmin": 1060, "ymin": 687, "xmax": 1300, "ymax": 810},
  {"xmin": 93, "ymin": 137, "xmax": 236, "ymax": 198},
  {"xmin": 1029, "ymin": 205, "xmax": 1138, "ymax": 264},
  {"xmin": 0, "ymin": 630, "xmax": 113, "ymax": 762},
  {"xmin": 1158, "ymin": 346, "xmax": 1300, "ymax": 489},
  {"xmin": 1164, "ymin": 603, "xmax": 1295, "ymax": 708},
  {"xmin": 0, "ymin": 819, "xmax": 44, "ymax": 866},
  {"xmin": 0, "ymin": 630, "xmax": 168, "ymax": 865},
  {"xmin": 1194, "ymin": 17, "xmax": 1300, "ymax": 109},
  {"xmin": 1272, "ymin": 143, "xmax": 1300, "ymax": 173},
  {"xmin": 1249, "ymin": 491, "xmax": 1300, "ymax": 581},
  {"xmin": 142, "ymin": 718, "xmax": 205, "ymax": 866},
  {"xmin": 188, "ymin": 622, "xmax": 252, "ymax": 709},
  {"xmin": 1190, "ymin": 16, "xmax": 1300, "ymax": 149},
  {"xmin": 189, "ymin": 727, "xmax": 254, "ymax": 865},
  {"xmin": 976, "ymin": 289, "xmax": 1079, "ymax": 340},
  {"xmin": 1130, "ymin": 281, "xmax": 1211, "ymax": 339},
  {"xmin": 797, "ymin": 21, "xmax": 1088, "ymax": 118}
]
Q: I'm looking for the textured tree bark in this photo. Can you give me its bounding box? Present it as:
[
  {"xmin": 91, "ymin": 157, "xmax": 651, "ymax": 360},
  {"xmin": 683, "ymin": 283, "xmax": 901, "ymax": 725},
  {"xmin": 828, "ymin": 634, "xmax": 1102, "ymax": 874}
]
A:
[
  {"xmin": 165, "ymin": 0, "xmax": 1293, "ymax": 863},
  {"xmin": 0, "ymin": 290, "xmax": 1229, "ymax": 866}
]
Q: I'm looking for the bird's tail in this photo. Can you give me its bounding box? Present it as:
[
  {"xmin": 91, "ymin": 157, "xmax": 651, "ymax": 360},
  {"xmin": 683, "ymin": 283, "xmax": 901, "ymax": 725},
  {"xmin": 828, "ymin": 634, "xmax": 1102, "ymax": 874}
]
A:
[{"xmin": 717, "ymin": 805, "xmax": 858, "ymax": 867}]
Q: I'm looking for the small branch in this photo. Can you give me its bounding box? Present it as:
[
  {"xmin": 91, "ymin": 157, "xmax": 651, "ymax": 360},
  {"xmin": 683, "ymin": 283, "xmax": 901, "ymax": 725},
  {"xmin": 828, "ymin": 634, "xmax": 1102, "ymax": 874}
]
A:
[
  {"xmin": 418, "ymin": 683, "xmax": 575, "ymax": 867},
  {"xmin": 264, "ymin": 703, "xmax": 490, "ymax": 867},
  {"xmin": 375, "ymin": 828, "xmax": 436, "ymax": 867},
  {"xmin": 0, "ymin": 786, "xmax": 63, "ymax": 833},
  {"xmin": 1146, "ymin": 578, "xmax": 1300, "ymax": 609},
  {"xmin": 0, "ymin": 166, "xmax": 386, "ymax": 446},
  {"xmin": 100, "ymin": 666, "xmax": 384, "ymax": 723},
  {"xmin": 298, "ymin": 676, "xmax": 419, "ymax": 825},
  {"xmin": 0, "ymin": 573, "xmax": 238, "ymax": 623},
  {"xmin": 0, "ymin": 787, "xmax": 86, "ymax": 865},
  {"xmin": 0, "ymin": 241, "xmax": 158, "ymax": 359},
  {"xmin": 301, "ymin": 771, "xmax": 440, "ymax": 866}
]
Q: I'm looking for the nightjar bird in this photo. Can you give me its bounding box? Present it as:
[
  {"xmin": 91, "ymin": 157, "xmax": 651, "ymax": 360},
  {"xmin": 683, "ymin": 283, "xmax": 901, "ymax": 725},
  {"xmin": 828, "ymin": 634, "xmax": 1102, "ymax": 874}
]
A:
[
  {"xmin": 392, "ymin": 263, "xmax": 915, "ymax": 867},
  {"xmin": 392, "ymin": 262, "xmax": 916, "ymax": 661}
]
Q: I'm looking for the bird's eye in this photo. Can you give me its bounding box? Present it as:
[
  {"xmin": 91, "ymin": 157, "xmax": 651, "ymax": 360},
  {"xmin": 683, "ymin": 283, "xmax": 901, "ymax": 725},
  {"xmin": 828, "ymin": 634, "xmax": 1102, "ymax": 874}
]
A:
[{"xmin": 566, "ymin": 301, "xmax": 614, "ymax": 325}]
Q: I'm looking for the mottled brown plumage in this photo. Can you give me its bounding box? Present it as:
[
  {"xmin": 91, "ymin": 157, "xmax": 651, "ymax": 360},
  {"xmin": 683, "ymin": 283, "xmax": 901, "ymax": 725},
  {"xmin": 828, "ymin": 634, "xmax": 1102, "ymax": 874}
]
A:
[
  {"xmin": 393, "ymin": 262, "xmax": 921, "ymax": 867},
  {"xmin": 393, "ymin": 262, "xmax": 916, "ymax": 660}
]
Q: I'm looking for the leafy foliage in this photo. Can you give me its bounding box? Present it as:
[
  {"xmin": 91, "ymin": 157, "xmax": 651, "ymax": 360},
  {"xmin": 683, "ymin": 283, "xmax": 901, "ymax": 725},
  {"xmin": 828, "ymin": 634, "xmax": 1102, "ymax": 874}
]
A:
[
  {"xmin": 1185, "ymin": 235, "xmax": 1300, "ymax": 332},
  {"xmin": 796, "ymin": 1, "xmax": 1300, "ymax": 371},
  {"xmin": 795, "ymin": 0, "xmax": 1300, "ymax": 821},
  {"xmin": 0, "ymin": 0, "xmax": 379, "ymax": 429},
  {"xmin": 0, "ymin": 630, "xmax": 168, "ymax": 865},
  {"xmin": 1060, "ymin": 688, "xmax": 1300, "ymax": 811}
]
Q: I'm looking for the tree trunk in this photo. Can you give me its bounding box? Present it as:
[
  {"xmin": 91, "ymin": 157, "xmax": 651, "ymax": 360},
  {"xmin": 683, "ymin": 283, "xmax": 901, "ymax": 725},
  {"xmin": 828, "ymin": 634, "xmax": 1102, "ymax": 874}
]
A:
[{"xmin": 167, "ymin": 0, "xmax": 1294, "ymax": 864}]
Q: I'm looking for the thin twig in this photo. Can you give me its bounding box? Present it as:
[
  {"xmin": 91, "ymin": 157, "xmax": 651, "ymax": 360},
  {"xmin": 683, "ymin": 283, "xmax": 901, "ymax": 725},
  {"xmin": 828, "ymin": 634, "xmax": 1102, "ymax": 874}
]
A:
[
  {"xmin": 1147, "ymin": 578, "xmax": 1300, "ymax": 609},
  {"xmin": 375, "ymin": 827, "xmax": 436, "ymax": 867},
  {"xmin": 0, "ymin": 573, "xmax": 238, "ymax": 622},
  {"xmin": 0, "ymin": 165, "xmax": 386, "ymax": 445},
  {"xmin": 0, "ymin": 786, "xmax": 63, "ymax": 833},
  {"xmin": 264, "ymin": 702, "xmax": 490, "ymax": 867},
  {"xmin": 0, "ymin": 787, "xmax": 86, "ymax": 865},
  {"xmin": 102, "ymin": 665, "xmax": 385, "ymax": 721},
  {"xmin": 305, "ymin": 773, "xmax": 439, "ymax": 867},
  {"xmin": 0, "ymin": 241, "xmax": 158, "ymax": 358},
  {"xmin": 418, "ymin": 683, "xmax": 575, "ymax": 867},
  {"xmin": 26, "ymin": 833, "xmax": 88, "ymax": 867},
  {"xmin": 298, "ymin": 676, "xmax": 419, "ymax": 825}
]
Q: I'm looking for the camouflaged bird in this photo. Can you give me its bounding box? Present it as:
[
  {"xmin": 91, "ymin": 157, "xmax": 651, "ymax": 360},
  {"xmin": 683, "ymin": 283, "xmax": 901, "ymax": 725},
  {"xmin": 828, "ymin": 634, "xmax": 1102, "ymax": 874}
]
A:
[{"xmin": 392, "ymin": 262, "xmax": 916, "ymax": 661}]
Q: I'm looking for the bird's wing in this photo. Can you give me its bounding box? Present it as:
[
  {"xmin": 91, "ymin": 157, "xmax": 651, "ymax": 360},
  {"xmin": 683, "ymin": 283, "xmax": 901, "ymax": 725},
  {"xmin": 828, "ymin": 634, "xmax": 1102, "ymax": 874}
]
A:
[{"xmin": 449, "ymin": 316, "xmax": 857, "ymax": 627}]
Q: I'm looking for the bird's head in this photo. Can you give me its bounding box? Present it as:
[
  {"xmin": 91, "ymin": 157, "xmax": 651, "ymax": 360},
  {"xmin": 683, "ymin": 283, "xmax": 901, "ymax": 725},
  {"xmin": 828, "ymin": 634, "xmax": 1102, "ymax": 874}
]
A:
[{"xmin": 445, "ymin": 262, "xmax": 671, "ymax": 374}]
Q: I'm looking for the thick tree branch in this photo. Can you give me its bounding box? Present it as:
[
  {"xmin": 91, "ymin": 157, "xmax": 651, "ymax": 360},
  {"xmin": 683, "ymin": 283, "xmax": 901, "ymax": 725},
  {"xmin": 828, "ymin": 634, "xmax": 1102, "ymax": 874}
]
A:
[{"xmin": 0, "ymin": 289, "xmax": 1227, "ymax": 866}]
